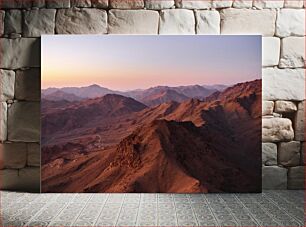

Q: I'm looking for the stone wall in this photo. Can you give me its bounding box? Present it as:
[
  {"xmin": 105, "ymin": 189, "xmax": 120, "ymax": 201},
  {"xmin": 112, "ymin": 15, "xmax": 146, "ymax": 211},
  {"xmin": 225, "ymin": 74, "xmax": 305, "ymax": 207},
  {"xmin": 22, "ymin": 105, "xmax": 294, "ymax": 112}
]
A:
[{"xmin": 0, "ymin": 0, "xmax": 305, "ymax": 192}]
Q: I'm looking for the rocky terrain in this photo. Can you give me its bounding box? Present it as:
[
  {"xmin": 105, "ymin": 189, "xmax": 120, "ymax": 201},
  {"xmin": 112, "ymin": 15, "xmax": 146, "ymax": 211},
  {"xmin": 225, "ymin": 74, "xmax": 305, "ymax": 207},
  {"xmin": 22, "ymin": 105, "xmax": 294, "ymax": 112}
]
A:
[{"xmin": 41, "ymin": 80, "xmax": 262, "ymax": 193}]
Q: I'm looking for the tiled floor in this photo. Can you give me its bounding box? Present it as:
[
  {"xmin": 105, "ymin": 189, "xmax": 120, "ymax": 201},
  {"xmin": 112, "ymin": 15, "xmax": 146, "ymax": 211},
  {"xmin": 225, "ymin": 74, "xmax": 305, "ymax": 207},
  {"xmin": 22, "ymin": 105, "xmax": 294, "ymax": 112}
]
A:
[{"xmin": 1, "ymin": 190, "xmax": 304, "ymax": 226}]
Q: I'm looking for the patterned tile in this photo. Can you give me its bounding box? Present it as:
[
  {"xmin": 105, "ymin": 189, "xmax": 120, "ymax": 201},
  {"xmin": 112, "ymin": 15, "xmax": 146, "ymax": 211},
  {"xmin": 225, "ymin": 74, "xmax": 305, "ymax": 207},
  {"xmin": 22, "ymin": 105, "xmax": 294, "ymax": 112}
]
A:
[{"xmin": 0, "ymin": 190, "xmax": 304, "ymax": 227}]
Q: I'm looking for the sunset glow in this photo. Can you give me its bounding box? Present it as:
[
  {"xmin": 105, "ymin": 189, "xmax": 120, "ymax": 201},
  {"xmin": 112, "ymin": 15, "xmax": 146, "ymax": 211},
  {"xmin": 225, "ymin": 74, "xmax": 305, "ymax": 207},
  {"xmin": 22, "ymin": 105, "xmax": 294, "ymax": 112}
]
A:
[{"xmin": 42, "ymin": 35, "xmax": 261, "ymax": 90}]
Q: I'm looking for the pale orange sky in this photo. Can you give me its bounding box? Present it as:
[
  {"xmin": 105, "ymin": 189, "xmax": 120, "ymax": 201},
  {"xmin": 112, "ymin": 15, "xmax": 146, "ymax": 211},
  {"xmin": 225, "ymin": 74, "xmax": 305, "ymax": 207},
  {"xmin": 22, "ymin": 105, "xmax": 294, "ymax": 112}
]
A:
[{"xmin": 42, "ymin": 35, "xmax": 261, "ymax": 91}]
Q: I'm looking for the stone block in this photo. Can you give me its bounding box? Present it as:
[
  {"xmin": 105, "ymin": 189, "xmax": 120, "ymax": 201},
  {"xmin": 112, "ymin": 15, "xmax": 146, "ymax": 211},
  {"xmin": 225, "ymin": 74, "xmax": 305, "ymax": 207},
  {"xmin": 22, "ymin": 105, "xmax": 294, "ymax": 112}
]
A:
[
  {"xmin": 278, "ymin": 141, "xmax": 301, "ymax": 166},
  {"xmin": 262, "ymin": 37, "xmax": 280, "ymax": 66},
  {"xmin": 262, "ymin": 143, "xmax": 277, "ymax": 166},
  {"xmin": 109, "ymin": 0, "xmax": 144, "ymax": 8},
  {"xmin": 32, "ymin": 0, "xmax": 46, "ymax": 8},
  {"xmin": 0, "ymin": 143, "xmax": 27, "ymax": 169},
  {"xmin": 195, "ymin": 10, "xmax": 220, "ymax": 34},
  {"xmin": 27, "ymin": 143, "xmax": 40, "ymax": 167},
  {"xmin": 280, "ymin": 37, "xmax": 305, "ymax": 68},
  {"xmin": 288, "ymin": 166, "xmax": 304, "ymax": 189},
  {"xmin": 71, "ymin": 0, "xmax": 92, "ymax": 7},
  {"xmin": 175, "ymin": 0, "xmax": 212, "ymax": 9},
  {"xmin": 262, "ymin": 118, "xmax": 294, "ymax": 142},
  {"xmin": 15, "ymin": 69, "xmax": 41, "ymax": 101},
  {"xmin": 91, "ymin": 0, "xmax": 108, "ymax": 8},
  {"xmin": 276, "ymin": 9, "xmax": 305, "ymax": 37},
  {"xmin": 46, "ymin": 0, "xmax": 70, "ymax": 8},
  {"xmin": 284, "ymin": 0, "xmax": 304, "ymax": 8},
  {"xmin": 212, "ymin": 0, "xmax": 233, "ymax": 8},
  {"xmin": 232, "ymin": 0, "xmax": 253, "ymax": 8},
  {"xmin": 4, "ymin": 9, "xmax": 22, "ymax": 35},
  {"xmin": 294, "ymin": 101, "xmax": 305, "ymax": 141},
  {"xmin": 262, "ymin": 166, "xmax": 287, "ymax": 189},
  {"xmin": 23, "ymin": 9, "xmax": 56, "ymax": 37},
  {"xmin": 262, "ymin": 101, "xmax": 274, "ymax": 115},
  {"xmin": 0, "ymin": 102, "xmax": 7, "ymax": 142},
  {"xmin": 108, "ymin": 10, "xmax": 159, "ymax": 34},
  {"xmin": 145, "ymin": 0, "xmax": 175, "ymax": 9},
  {"xmin": 301, "ymin": 142, "xmax": 305, "ymax": 165},
  {"xmin": 220, "ymin": 9, "xmax": 276, "ymax": 36},
  {"xmin": 0, "ymin": 69, "xmax": 15, "ymax": 102},
  {"xmin": 262, "ymin": 68, "xmax": 305, "ymax": 101},
  {"xmin": 0, "ymin": 10, "xmax": 4, "ymax": 35},
  {"xmin": 0, "ymin": 167, "xmax": 40, "ymax": 192},
  {"xmin": 0, "ymin": 38, "xmax": 40, "ymax": 69},
  {"xmin": 8, "ymin": 102, "xmax": 40, "ymax": 142},
  {"xmin": 0, "ymin": 0, "xmax": 32, "ymax": 9},
  {"xmin": 159, "ymin": 9, "xmax": 195, "ymax": 34},
  {"xmin": 275, "ymin": 101, "xmax": 297, "ymax": 113},
  {"xmin": 253, "ymin": 0, "xmax": 284, "ymax": 8},
  {"xmin": 56, "ymin": 8, "xmax": 107, "ymax": 34}
]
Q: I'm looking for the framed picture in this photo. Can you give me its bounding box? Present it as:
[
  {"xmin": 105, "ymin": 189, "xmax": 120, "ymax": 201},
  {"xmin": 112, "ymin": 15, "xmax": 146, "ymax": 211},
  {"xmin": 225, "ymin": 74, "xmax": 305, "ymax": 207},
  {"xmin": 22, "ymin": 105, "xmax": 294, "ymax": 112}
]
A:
[{"xmin": 41, "ymin": 35, "xmax": 262, "ymax": 193}]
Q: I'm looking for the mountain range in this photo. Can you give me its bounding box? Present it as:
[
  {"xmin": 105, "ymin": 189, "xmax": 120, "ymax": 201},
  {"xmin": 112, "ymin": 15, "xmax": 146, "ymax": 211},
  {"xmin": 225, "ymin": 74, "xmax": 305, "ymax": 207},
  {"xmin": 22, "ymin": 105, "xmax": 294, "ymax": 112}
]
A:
[
  {"xmin": 41, "ymin": 80, "xmax": 261, "ymax": 193},
  {"xmin": 42, "ymin": 84, "xmax": 227, "ymax": 107}
]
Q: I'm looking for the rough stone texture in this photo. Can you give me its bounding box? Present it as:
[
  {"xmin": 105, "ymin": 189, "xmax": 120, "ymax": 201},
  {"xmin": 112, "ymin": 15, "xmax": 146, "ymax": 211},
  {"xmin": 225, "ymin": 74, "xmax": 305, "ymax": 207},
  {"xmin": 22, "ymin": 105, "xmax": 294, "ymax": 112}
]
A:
[
  {"xmin": 220, "ymin": 9, "xmax": 276, "ymax": 36},
  {"xmin": 145, "ymin": 0, "xmax": 175, "ymax": 9},
  {"xmin": 15, "ymin": 69, "xmax": 41, "ymax": 101},
  {"xmin": 0, "ymin": 167, "xmax": 40, "ymax": 192},
  {"xmin": 276, "ymin": 9, "xmax": 305, "ymax": 37},
  {"xmin": 280, "ymin": 37, "xmax": 305, "ymax": 68},
  {"xmin": 212, "ymin": 0, "xmax": 233, "ymax": 8},
  {"xmin": 32, "ymin": 0, "xmax": 46, "ymax": 8},
  {"xmin": 0, "ymin": 0, "xmax": 32, "ymax": 9},
  {"xmin": 275, "ymin": 101, "xmax": 297, "ymax": 113},
  {"xmin": 108, "ymin": 10, "xmax": 159, "ymax": 34},
  {"xmin": 0, "ymin": 38, "xmax": 40, "ymax": 69},
  {"xmin": 4, "ymin": 9, "xmax": 22, "ymax": 35},
  {"xmin": 0, "ymin": 143, "xmax": 27, "ymax": 169},
  {"xmin": 301, "ymin": 142, "xmax": 305, "ymax": 165},
  {"xmin": 27, "ymin": 143, "xmax": 40, "ymax": 167},
  {"xmin": 232, "ymin": 0, "xmax": 253, "ymax": 8},
  {"xmin": 278, "ymin": 141, "xmax": 301, "ymax": 167},
  {"xmin": 71, "ymin": 0, "xmax": 92, "ymax": 7},
  {"xmin": 0, "ymin": 10, "xmax": 4, "ymax": 35},
  {"xmin": 262, "ymin": 166, "xmax": 288, "ymax": 189},
  {"xmin": 0, "ymin": 102, "xmax": 7, "ymax": 142},
  {"xmin": 195, "ymin": 10, "xmax": 220, "ymax": 34},
  {"xmin": 284, "ymin": 0, "xmax": 304, "ymax": 8},
  {"xmin": 294, "ymin": 101, "xmax": 305, "ymax": 141},
  {"xmin": 110, "ymin": 0, "xmax": 144, "ymax": 9},
  {"xmin": 56, "ymin": 8, "xmax": 107, "ymax": 34},
  {"xmin": 175, "ymin": 0, "xmax": 212, "ymax": 9},
  {"xmin": 262, "ymin": 143, "xmax": 277, "ymax": 166},
  {"xmin": 23, "ymin": 9, "xmax": 56, "ymax": 37},
  {"xmin": 262, "ymin": 101, "xmax": 274, "ymax": 115},
  {"xmin": 262, "ymin": 37, "xmax": 280, "ymax": 66},
  {"xmin": 262, "ymin": 68, "xmax": 305, "ymax": 101},
  {"xmin": 0, "ymin": 69, "xmax": 15, "ymax": 101},
  {"xmin": 262, "ymin": 118, "xmax": 294, "ymax": 142},
  {"xmin": 253, "ymin": 0, "xmax": 284, "ymax": 9},
  {"xmin": 91, "ymin": 0, "xmax": 109, "ymax": 8},
  {"xmin": 288, "ymin": 166, "xmax": 304, "ymax": 189},
  {"xmin": 46, "ymin": 0, "xmax": 70, "ymax": 8},
  {"xmin": 8, "ymin": 102, "xmax": 40, "ymax": 142},
  {"xmin": 159, "ymin": 9, "xmax": 195, "ymax": 34}
]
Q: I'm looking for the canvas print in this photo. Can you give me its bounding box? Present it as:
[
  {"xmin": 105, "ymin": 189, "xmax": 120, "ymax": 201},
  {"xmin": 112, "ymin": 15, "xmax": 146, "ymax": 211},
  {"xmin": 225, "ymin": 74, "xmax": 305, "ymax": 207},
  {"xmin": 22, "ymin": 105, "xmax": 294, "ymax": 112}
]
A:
[{"xmin": 41, "ymin": 35, "xmax": 262, "ymax": 193}]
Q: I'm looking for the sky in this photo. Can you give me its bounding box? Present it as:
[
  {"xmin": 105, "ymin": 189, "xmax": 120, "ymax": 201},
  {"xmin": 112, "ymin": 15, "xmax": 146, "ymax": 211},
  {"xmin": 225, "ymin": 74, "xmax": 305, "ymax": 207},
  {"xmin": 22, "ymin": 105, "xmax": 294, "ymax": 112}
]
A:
[{"xmin": 42, "ymin": 35, "xmax": 261, "ymax": 91}]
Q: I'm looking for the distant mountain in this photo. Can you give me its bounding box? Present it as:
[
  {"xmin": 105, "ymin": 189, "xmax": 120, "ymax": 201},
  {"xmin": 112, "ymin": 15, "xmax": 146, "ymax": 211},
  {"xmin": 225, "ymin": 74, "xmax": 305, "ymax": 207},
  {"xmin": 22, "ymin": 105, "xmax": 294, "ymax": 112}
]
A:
[
  {"xmin": 42, "ymin": 79, "xmax": 261, "ymax": 193},
  {"xmin": 202, "ymin": 84, "xmax": 228, "ymax": 91},
  {"xmin": 42, "ymin": 90, "xmax": 83, "ymax": 102},
  {"xmin": 41, "ymin": 94, "xmax": 147, "ymax": 141},
  {"xmin": 42, "ymin": 84, "xmax": 224, "ymax": 106},
  {"xmin": 138, "ymin": 89, "xmax": 189, "ymax": 106},
  {"xmin": 42, "ymin": 84, "xmax": 121, "ymax": 99}
]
